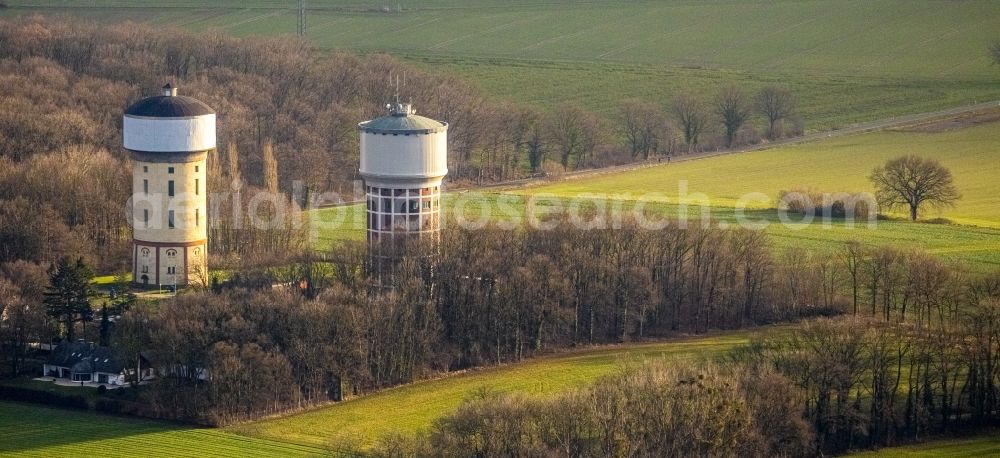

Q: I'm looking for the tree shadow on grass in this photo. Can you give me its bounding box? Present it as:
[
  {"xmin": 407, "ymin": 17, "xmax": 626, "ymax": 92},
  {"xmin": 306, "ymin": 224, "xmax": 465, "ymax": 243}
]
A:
[{"xmin": 0, "ymin": 401, "xmax": 322, "ymax": 456}]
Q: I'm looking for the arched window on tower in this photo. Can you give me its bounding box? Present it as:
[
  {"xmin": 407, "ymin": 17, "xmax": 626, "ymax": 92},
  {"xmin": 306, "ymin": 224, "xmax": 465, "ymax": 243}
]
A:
[
  {"xmin": 166, "ymin": 249, "xmax": 177, "ymax": 257},
  {"xmin": 141, "ymin": 248, "xmax": 150, "ymax": 257}
]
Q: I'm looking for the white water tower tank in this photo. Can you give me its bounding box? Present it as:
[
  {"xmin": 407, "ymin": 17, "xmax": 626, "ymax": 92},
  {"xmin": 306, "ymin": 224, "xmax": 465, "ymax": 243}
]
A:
[{"xmin": 359, "ymin": 102, "xmax": 448, "ymax": 255}]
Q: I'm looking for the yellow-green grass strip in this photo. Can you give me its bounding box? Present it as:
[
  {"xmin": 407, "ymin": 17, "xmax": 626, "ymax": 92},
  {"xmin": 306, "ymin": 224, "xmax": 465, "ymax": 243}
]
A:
[
  {"xmin": 847, "ymin": 434, "xmax": 1000, "ymax": 457},
  {"xmin": 232, "ymin": 327, "xmax": 778, "ymax": 450}
]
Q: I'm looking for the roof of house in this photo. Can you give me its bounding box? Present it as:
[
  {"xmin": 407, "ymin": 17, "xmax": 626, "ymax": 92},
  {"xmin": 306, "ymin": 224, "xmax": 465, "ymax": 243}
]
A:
[{"xmin": 47, "ymin": 341, "xmax": 125, "ymax": 374}]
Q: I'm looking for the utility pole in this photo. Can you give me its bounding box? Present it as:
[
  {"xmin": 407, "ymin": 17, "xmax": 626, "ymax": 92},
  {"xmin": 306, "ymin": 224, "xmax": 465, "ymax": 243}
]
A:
[{"xmin": 297, "ymin": 0, "xmax": 306, "ymax": 37}]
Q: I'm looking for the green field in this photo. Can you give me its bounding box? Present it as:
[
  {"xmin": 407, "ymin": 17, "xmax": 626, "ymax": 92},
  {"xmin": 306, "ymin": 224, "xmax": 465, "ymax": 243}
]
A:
[
  {"xmin": 0, "ymin": 329, "xmax": 763, "ymax": 454},
  {"xmin": 315, "ymin": 196, "xmax": 1000, "ymax": 271},
  {"xmin": 513, "ymin": 116, "xmax": 1000, "ymax": 272},
  {"xmin": 0, "ymin": 401, "xmax": 325, "ymax": 457},
  {"xmin": 3, "ymin": 331, "xmax": 996, "ymax": 458},
  {"xmin": 523, "ymin": 120, "xmax": 1000, "ymax": 227},
  {"xmin": 311, "ymin": 117, "xmax": 1000, "ymax": 271},
  {"xmin": 230, "ymin": 328, "xmax": 761, "ymax": 450},
  {"xmin": 6, "ymin": 1, "xmax": 1000, "ymax": 129},
  {"xmin": 848, "ymin": 434, "xmax": 1000, "ymax": 457}
]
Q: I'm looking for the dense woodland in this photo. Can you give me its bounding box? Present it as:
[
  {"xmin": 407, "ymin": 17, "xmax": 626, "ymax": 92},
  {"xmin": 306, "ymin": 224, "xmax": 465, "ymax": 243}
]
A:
[
  {"xmin": 0, "ymin": 16, "xmax": 795, "ymax": 270},
  {"xmin": 376, "ymin": 310, "xmax": 1000, "ymax": 456},
  {"xmin": 61, "ymin": 221, "xmax": 997, "ymax": 453},
  {"xmin": 363, "ymin": 231, "xmax": 1000, "ymax": 456},
  {"xmin": 101, "ymin": 222, "xmax": 804, "ymax": 424}
]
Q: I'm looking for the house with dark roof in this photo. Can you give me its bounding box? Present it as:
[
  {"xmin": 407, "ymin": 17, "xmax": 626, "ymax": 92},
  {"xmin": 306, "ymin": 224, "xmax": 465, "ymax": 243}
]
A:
[{"xmin": 42, "ymin": 341, "xmax": 152, "ymax": 386}]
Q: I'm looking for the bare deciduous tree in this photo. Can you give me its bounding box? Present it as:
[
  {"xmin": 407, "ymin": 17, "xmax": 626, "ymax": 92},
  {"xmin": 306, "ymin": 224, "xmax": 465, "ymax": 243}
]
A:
[
  {"xmin": 547, "ymin": 104, "xmax": 600, "ymax": 169},
  {"xmin": 715, "ymin": 86, "xmax": 751, "ymax": 147},
  {"xmin": 204, "ymin": 148, "xmax": 228, "ymax": 200},
  {"xmin": 756, "ymin": 85, "xmax": 794, "ymax": 139},
  {"xmin": 671, "ymin": 93, "xmax": 708, "ymax": 152},
  {"xmin": 619, "ymin": 98, "xmax": 669, "ymax": 160},
  {"xmin": 518, "ymin": 109, "xmax": 548, "ymax": 174},
  {"xmin": 226, "ymin": 140, "xmax": 241, "ymax": 186},
  {"xmin": 838, "ymin": 240, "xmax": 866, "ymax": 315},
  {"xmin": 262, "ymin": 139, "xmax": 278, "ymax": 194},
  {"xmin": 869, "ymin": 155, "xmax": 960, "ymax": 221}
]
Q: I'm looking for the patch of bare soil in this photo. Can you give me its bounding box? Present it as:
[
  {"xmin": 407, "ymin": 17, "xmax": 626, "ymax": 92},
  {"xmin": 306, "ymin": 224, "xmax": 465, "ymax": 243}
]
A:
[{"xmin": 891, "ymin": 107, "xmax": 1000, "ymax": 133}]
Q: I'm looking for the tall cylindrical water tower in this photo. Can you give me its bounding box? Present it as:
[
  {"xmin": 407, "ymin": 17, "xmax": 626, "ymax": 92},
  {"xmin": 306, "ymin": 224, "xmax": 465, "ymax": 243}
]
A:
[
  {"xmin": 359, "ymin": 102, "xmax": 448, "ymax": 268},
  {"xmin": 125, "ymin": 84, "xmax": 214, "ymax": 287}
]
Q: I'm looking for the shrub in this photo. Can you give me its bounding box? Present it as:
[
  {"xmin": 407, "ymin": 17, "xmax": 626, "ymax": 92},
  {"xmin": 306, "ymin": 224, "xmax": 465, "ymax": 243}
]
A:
[
  {"xmin": 388, "ymin": 360, "xmax": 813, "ymax": 458},
  {"xmin": 540, "ymin": 159, "xmax": 565, "ymax": 177},
  {"xmin": 0, "ymin": 384, "xmax": 89, "ymax": 409},
  {"xmin": 95, "ymin": 398, "xmax": 123, "ymax": 414},
  {"xmin": 789, "ymin": 115, "xmax": 806, "ymax": 136},
  {"xmin": 778, "ymin": 188, "xmax": 873, "ymax": 219},
  {"xmin": 735, "ymin": 124, "xmax": 762, "ymax": 147}
]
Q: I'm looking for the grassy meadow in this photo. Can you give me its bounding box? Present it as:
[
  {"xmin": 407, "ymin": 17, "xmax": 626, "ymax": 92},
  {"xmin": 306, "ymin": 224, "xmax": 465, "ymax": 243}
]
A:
[
  {"xmin": 9, "ymin": 0, "xmax": 999, "ymax": 78},
  {"xmin": 230, "ymin": 328, "xmax": 763, "ymax": 450},
  {"xmin": 314, "ymin": 197, "xmax": 1000, "ymax": 271},
  {"xmin": 5, "ymin": 1, "xmax": 1000, "ymax": 128},
  {"xmin": 312, "ymin": 117, "xmax": 1000, "ymax": 271},
  {"xmin": 0, "ymin": 328, "xmax": 767, "ymax": 454},
  {"xmin": 0, "ymin": 401, "xmax": 325, "ymax": 457},
  {"xmin": 847, "ymin": 434, "xmax": 1000, "ymax": 457},
  {"xmin": 3, "ymin": 330, "xmax": 996, "ymax": 456},
  {"xmin": 525, "ymin": 116, "xmax": 1000, "ymax": 226}
]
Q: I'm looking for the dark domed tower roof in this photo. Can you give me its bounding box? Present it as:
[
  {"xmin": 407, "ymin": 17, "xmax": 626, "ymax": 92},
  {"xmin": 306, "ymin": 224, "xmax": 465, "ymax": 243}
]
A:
[{"xmin": 124, "ymin": 84, "xmax": 214, "ymax": 118}]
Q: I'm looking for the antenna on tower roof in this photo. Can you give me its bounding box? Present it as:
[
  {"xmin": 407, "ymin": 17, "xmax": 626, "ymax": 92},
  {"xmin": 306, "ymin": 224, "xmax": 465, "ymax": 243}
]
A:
[
  {"xmin": 403, "ymin": 71, "xmax": 410, "ymax": 105},
  {"xmin": 385, "ymin": 72, "xmax": 413, "ymax": 116}
]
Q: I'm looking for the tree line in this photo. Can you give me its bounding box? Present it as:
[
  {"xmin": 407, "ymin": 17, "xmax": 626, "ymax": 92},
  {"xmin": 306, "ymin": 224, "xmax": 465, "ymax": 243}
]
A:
[
  {"xmin": 96, "ymin": 219, "xmax": 808, "ymax": 424},
  {"xmin": 371, "ymin": 297, "xmax": 1000, "ymax": 457},
  {"xmin": 82, "ymin": 215, "xmax": 994, "ymax": 428}
]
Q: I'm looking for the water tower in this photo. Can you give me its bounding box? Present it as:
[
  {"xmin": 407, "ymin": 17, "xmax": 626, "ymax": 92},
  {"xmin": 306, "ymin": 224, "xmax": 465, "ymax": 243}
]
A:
[
  {"xmin": 359, "ymin": 102, "xmax": 448, "ymax": 271},
  {"xmin": 124, "ymin": 84, "xmax": 214, "ymax": 288}
]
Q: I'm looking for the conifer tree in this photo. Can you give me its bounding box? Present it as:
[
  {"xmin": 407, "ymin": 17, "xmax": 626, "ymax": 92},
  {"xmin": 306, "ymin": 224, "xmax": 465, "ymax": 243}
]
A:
[
  {"xmin": 109, "ymin": 271, "xmax": 136, "ymax": 314},
  {"xmin": 99, "ymin": 305, "xmax": 110, "ymax": 347},
  {"xmin": 43, "ymin": 257, "xmax": 95, "ymax": 341}
]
